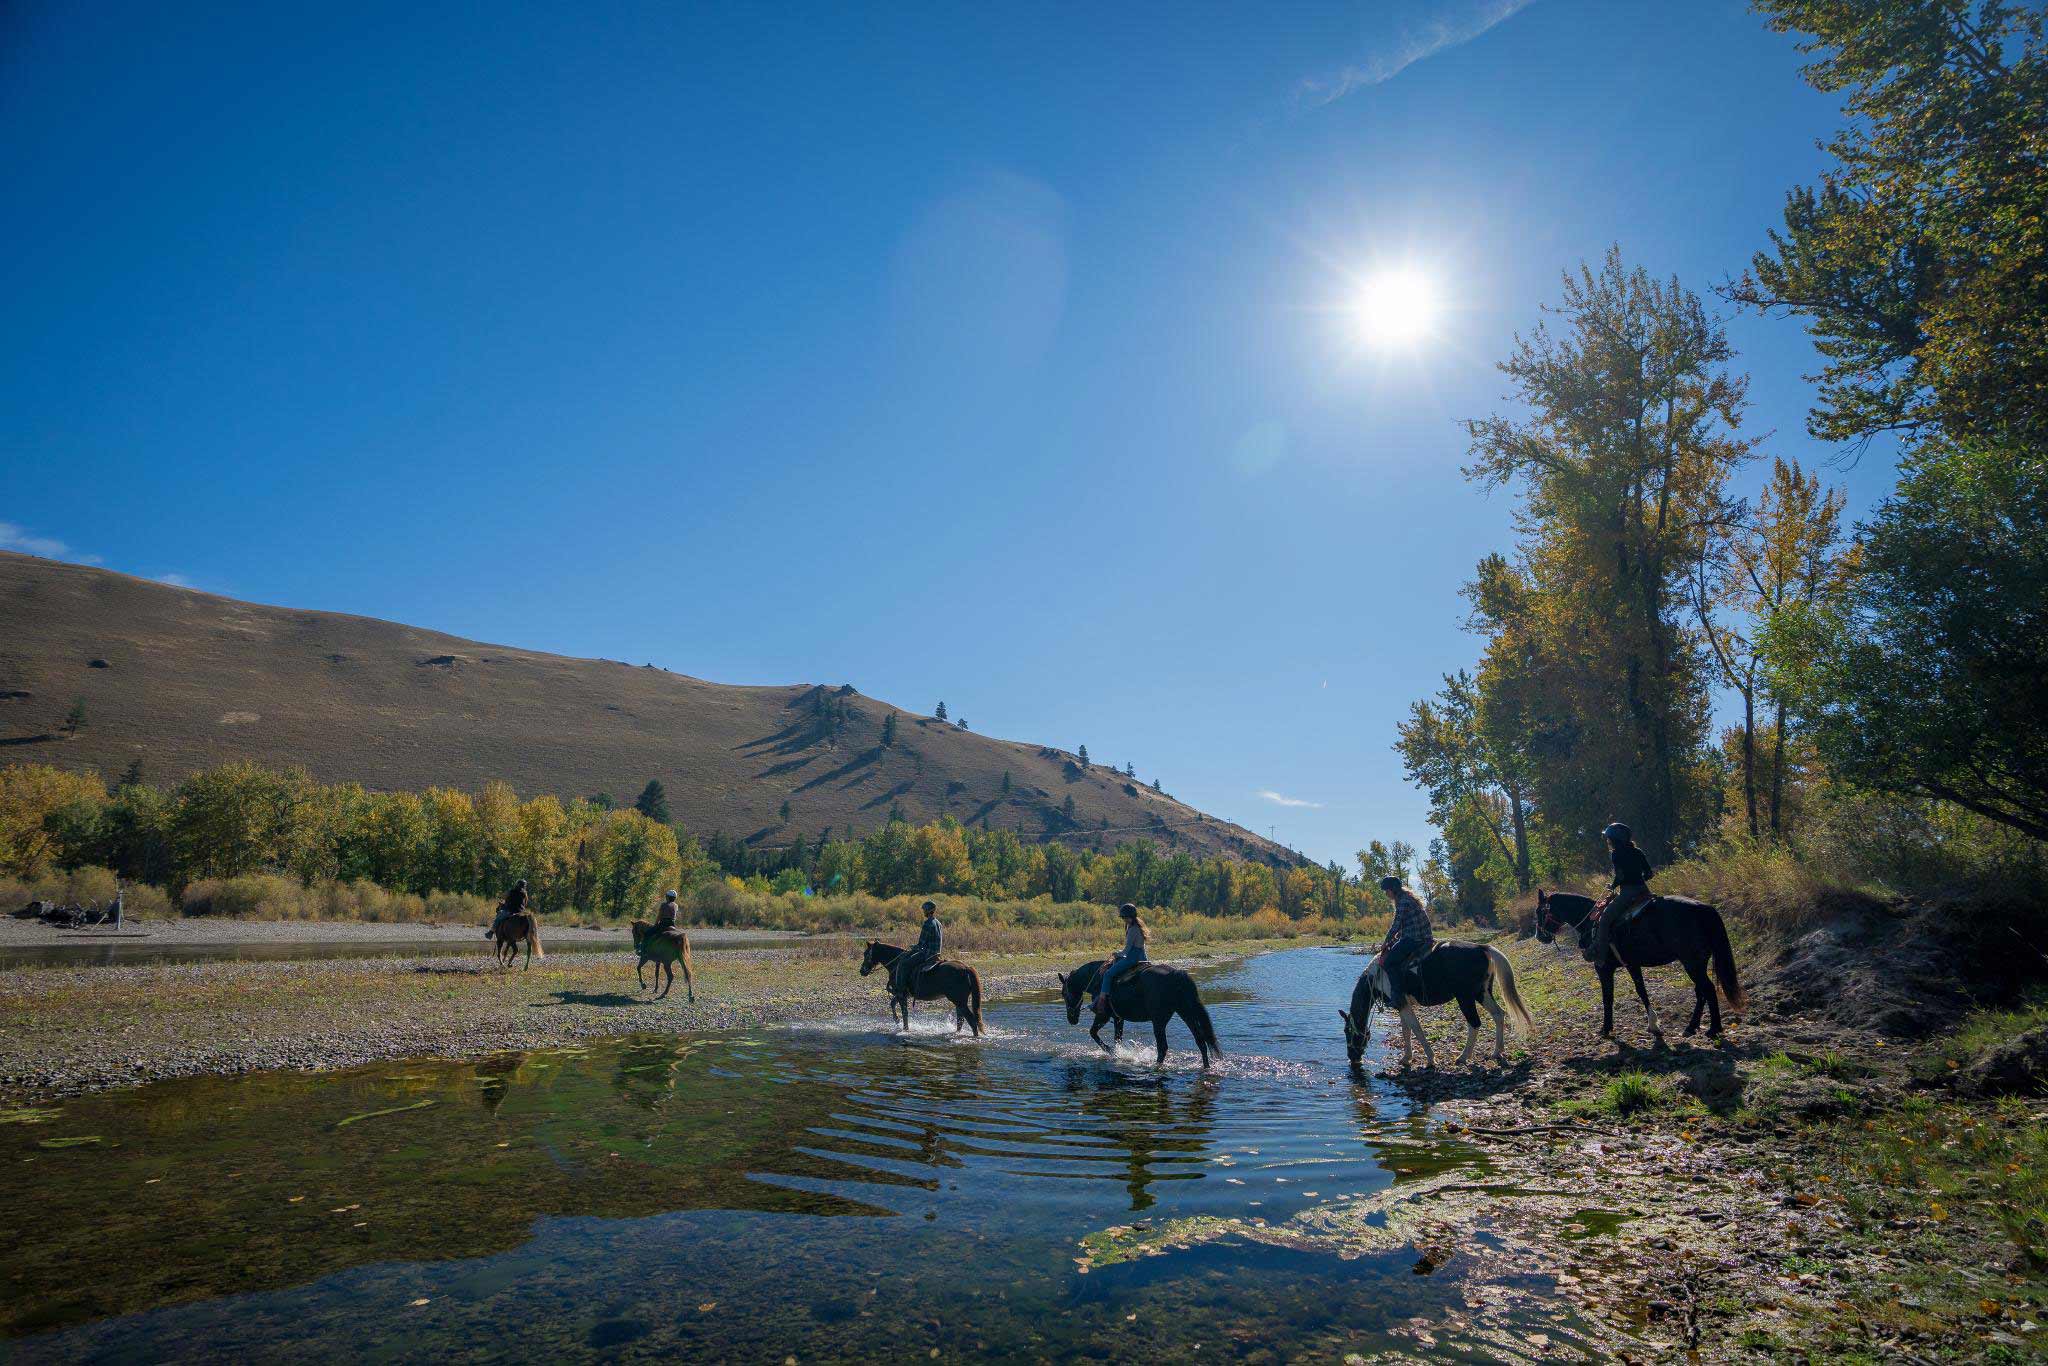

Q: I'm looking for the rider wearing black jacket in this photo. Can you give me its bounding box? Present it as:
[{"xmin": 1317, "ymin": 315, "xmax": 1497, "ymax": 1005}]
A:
[{"xmin": 1590, "ymin": 824, "xmax": 1652, "ymax": 965}]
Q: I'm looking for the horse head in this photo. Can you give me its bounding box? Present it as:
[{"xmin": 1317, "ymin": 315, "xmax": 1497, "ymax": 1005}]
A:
[
  {"xmin": 1056, "ymin": 967, "xmax": 1091, "ymax": 1024},
  {"xmin": 1338, "ymin": 953, "xmax": 1384, "ymax": 1065},
  {"xmin": 858, "ymin": 940, "xmax": 881, "ymax": 976}
]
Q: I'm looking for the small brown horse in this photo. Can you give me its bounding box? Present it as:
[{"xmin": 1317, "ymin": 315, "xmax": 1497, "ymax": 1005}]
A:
[
  {"xmin": 630, "ymin": 921, "xmax": 695, "ymax": 1002},
  {"xmin": 858, "ymin": 941, "xmax": 983, "ymax": 1035},
  {"xmin": 487, "ymin": 911, "xmax": 544, "ymax": 969}
]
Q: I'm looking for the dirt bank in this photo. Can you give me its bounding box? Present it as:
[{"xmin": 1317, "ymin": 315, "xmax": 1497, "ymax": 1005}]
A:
[{"xmin": 1358, "ymin": 932, "xmax": 2048, "ymax": 1360}]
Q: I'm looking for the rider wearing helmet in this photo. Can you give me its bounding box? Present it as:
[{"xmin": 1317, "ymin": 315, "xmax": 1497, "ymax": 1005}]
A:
[
  {"xmin": 1592, "ymin": 823, "xmax": 1653, "ymax": 966},
  {"xmin": 1378, "ymin": 875, "xmax": 1433, "ymax": 1008},
  {"xmin": 892, "ymin": 899, "xmax": 943, "ymax": 996},
  {"xmin": 1092, "ymin": 902, "xmax": 1149, "ymax": 1016},
  {"xmin": 653, "ymin": 889, "xmax": 681, "ymax": 934}
]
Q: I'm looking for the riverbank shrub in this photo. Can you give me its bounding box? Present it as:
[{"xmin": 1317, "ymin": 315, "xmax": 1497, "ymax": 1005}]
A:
[{"xmin": 177, "ymin": 875, "xmax": 495, "ymax": 923}]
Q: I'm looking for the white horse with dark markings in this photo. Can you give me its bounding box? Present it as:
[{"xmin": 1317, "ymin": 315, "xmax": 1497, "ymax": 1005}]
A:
[{"xmin": 1339, "ymin": 942, "xmax": 1532, "ymax": 1070}]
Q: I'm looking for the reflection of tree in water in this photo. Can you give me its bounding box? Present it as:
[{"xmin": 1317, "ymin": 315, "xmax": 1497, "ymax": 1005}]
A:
[{"xmin": 1060, "ymin": 1065, "xmax": 1219, "ymax": 1212}]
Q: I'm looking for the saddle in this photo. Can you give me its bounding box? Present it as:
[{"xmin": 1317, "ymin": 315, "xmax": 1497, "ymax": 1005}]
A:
[{"xmin": 1099, "ymin": 964, "xmax": 1156, "ymax": 1019}]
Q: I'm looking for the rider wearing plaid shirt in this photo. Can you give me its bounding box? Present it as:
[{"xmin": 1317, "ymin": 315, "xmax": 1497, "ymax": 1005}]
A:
[{"xmin": 1378, "ymin": 877, "xmax": 1433, "ymax": 1007}]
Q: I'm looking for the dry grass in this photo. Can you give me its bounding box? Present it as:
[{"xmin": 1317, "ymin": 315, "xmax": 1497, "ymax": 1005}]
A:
[
  {"xmin": 0, "ymin": 867, "xmax": 174, "ymax": 919},
  {"xmin": 178, "ymin": 875, "xmax": 496, "ymax": 924},
  {"xmin": 681, "ymin": 882, "xmax": 1361, "ymax": 953}
]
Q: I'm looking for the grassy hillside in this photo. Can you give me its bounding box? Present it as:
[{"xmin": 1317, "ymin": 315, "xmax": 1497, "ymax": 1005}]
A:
[{"xmin": 0, "ymin": 552, "xmax": 1290, "ymax": 862}]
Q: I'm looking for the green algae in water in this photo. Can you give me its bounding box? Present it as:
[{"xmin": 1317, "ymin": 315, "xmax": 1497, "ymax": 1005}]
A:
[
  {"xmin": 332, "ymin": 1099, "xmax": 435, "ymax": 1128},
  {"xmin": 0, "ymin": 1107, "xmax": 62, "ymax": 1126}
]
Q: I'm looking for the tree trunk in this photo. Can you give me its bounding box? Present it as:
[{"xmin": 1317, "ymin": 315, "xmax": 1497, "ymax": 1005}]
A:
[
  {"xmin": 1767, "ymin": 698, "xmax": 1788, "ymax": 838},
  {"xmin": 1507, "ymin": 786, "xmax": 1531, "ymax": 892},
  {"xmin": 1741, "ymin": 690, "xmax": 1759, "ymax": 839}
]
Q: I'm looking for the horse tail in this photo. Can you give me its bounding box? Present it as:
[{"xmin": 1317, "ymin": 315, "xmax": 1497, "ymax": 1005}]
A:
[
  {"xmin": 1185, "ymin": 986, "xmax": 1220, "ymax": 1057},
  {"xmin": 1484, "ymin": 944, "xmax": 1533, "ymax": 1033},
  {"xmin": 1705, "ymin": 906, "xmax": 1742, "ymax": 1012},
  {"xmin": 967, "ymin": 968, "xmax": 983, "ymax": 1033},
  {"xmin": 527, "ymin": 914, "xmax": 544, "ymax": 960}
]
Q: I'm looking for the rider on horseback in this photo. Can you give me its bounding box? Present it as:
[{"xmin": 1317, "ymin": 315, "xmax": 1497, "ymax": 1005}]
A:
[
  {"xmin": 1378, "ymin": 876, "xmax": 1432, "ymax": 1007},
  {"xmin": 892, "ymin": 900, "xmax": 943, "ymax": 996},
  {"xmin": 1092, "ymin": 902, "xmax": 1148, "ymax": 1016},
  {"xmin": 487, "ymin": 878, "xmax": 529, "ymax": 938},
  {"xmin": 653, "ymin": 889, "xmax": 682, "ymax": 935},
  {"xmin": 1591, "ymin": 823, "xmax": 1653, "ymax": 966}
]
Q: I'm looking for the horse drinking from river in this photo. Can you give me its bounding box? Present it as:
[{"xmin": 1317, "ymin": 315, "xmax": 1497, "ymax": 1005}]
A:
[
  {"xmin": 858, "ymin": 940, "xmax": 984, "ymax": 1035},
  {"xmin": 1535, "ymin": 889, "xmax": 1744, "ymax": 1041},
  {"xmin": 1339, "ymin": 942, "xmax": 1530, "ymax": 1070},
  {"xmin": 1057, "ymin": 960, "xmax": 1220, "ymax": 1067}
]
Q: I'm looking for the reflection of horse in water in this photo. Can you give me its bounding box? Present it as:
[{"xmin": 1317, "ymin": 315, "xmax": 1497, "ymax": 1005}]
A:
[
  {"xmin": 1058, "ymin": 1063, "xmax": 1219, "ymax": 1212},
  {"xmin": 1057, "ymin": 961, "xmax": 1220, "ymax": 1066},
  {"xmin": 858, "ymin": 941, "xmax": 984, "ymax": 1036}
]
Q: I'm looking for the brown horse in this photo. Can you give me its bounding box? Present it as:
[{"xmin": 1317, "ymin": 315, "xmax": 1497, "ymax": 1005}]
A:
[
  {"xmin": 487, "ymin": 911, "xmax": 544, "ymax": 969},
  {"xmin": 630, "ymin": 921, "xmax": 695, "ymax": 1002},
  {"xmin": 858, "ymin": 940, "xmax": 983, "ymax": 1035}
]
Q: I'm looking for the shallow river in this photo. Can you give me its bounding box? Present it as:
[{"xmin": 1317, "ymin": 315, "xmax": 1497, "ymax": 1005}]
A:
[{"xmin": 1, "ymin": 946, "xmax": 1592, "ymax": 1361}]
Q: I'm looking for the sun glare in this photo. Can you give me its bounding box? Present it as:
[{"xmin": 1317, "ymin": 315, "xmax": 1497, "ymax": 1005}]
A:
[{"xmin": 1354, "ymin": 267, "xmax": 1439, "ymax": 349}]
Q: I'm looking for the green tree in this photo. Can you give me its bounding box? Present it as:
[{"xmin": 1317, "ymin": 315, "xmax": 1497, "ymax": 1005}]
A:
[
  {"xmin": 634, "ymin": 779, "xmax": 671, "ymax": 823},
  {"xmin": 935, "ymin": 700, "xmax": 948, "ymax": 721},
  {"xmin": 1732, "ymin": 1, "xmax": 2047, "ymax": 453},
  {"xmin": 956, "ymin": 716, "xmax": 968, "ymax": 730},
  {"xmin": 1396, "ymin": 669, "xmax": 1537, "ymax": 891},
  {"xmin": 1077, "ymin": 745, "xmax": 1089, "ymax": 769},
  {"xmin": 1463, "ymin": 249, "xmax": 1754, "ymax": 859},
  {"xmin": 1001, "ymin": 770, "xmax": 1012, "ymax": 794},
  {"xmin": 61, "ymin": 699, "xmax": 86, "ymax": 736},
  {"xmin": 116, "ymin": 758, "xmax": 144, "ymax": 791},
  {"xmin": 881, "ymin": 712, "xmax": 898, "ymax": 747},
  {"xmin": 779, "ymin": 799, "xmax": 792, "ymax": 824},
  {"xmin": 1766, "ymin": 445, "xmax": 2048, "ymax": 841}
]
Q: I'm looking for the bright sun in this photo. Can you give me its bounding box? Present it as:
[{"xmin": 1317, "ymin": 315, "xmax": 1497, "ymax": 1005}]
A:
[{"xmin": 1354, "ymin": 267, "xmax": 1439, "ymax": 348}]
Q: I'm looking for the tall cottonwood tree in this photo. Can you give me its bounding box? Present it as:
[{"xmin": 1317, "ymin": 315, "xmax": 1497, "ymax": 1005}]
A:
[
  {"xmin": 1462, "ymin": 250, "xmax": 1755, "ymax": 860},
  {"xmin": 1694, "ymin": 458, "xmax": 1855, "ymax": 838},
  {"xmin": 1395, "ymin": 668, "xmax": 1537, "ymax": 893}
]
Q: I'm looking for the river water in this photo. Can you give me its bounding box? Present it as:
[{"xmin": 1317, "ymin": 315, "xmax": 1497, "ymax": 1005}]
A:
[{"xmin": 1, "ymin": 946, "xmax": 1591, "ymax": 1361}]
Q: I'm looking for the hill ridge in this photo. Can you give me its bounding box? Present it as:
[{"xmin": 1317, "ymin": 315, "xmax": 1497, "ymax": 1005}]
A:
[{"xmin": 0, "ymin": 552, "xmax": 1294, "ymax": 864}]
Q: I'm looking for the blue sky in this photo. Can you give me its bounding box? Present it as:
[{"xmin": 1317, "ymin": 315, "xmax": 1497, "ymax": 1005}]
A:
[{"xmin": 1, "ymin": 0, "xmax": 1893, "ymax": 867}]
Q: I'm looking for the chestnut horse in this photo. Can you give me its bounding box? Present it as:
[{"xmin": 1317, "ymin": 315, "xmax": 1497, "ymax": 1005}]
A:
[
  {"xmin": 630, "ymin": 921, "xmax": 695, "ymax": 1002},
  {"xmin": 486, "ymin": 911, "xmax": 544, "ymax": 970}
]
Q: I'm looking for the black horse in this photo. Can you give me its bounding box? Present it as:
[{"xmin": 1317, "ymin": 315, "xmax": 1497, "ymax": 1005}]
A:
[
  {"xmin": 1339, "ymin": 941, "xmax": 1532, "ymax": 1070},
  {"xmin": 1056, "ymin": 960, "xmax": 1221, "ymax": 1067},
  {"xmin": 1535, "ymin": 889, "xmax": 1744, "ymax": 1041},
  {"xmin": 858, "ymin": 940, "xmax": 984, "ymax": 1036}
]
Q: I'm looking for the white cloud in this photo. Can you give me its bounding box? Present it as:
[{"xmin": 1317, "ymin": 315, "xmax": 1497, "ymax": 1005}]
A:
[
  {"xmin": 1294, "ymin": 0, "xmax": 1535, "ymax": 109},
  {"xmin": 155, "ymin": 573, "xmax": 196, "ymax": 588},
  {"xmin": 1258, "ymin": 789, "xmax": 1324, "ymax": 809},
  {"xmin": 0, "ymin": 521, "xmax": 100, "ymax": 565}
]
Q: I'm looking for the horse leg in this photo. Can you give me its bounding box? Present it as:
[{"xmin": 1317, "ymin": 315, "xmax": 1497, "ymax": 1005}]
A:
[
  {"xmin": 1483, "ymin": 990, "xmax": 1508, "ymax": 1065},
  {"xmin": 523, "ymin": 935, "xmax": 533, "ymax": 970},
  {"xmin": 1681, "ymin": 957, "xmax": 1711, "ymax": 1037},
  {"xmin": 1152, "ymin": 1017, "xmax": 1170, "ymax": 1067},
  {"xmin": 680, "ymin": 945, "xmax": 695, "ymax": 1004},
  {"xmin": 1089, "ymin": 1012, "xmax": 1112, "ymax": 1052},
  {"xmin": 636, "ymin": 957, "xmax": 648, "ymax": 990},
  {"xmin": 1696, "ymin": 953, "xmax": 1723, "ymax": 1037},
  {"xmin": 1598, "ymin": 966, "xmax": 1616, "ymax": 1037},
  {"xmin": 1455, "ymin": 995, "xmax": 1482, "ymax": 1067},
  {"xmin": 1628, "ymin": 963, "xmax": 1663, "ymax": 1042}
]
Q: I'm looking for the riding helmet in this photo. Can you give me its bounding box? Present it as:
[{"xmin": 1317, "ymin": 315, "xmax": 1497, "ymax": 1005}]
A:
[
  {"xmin": 1378, "ymin": 875, "xmax": 1402, "ymax": 892},
  {"xmin": 1119, "ymin": 902, "xmax": 1138, "ymax": 918},
  {"xmin": 664, "ymin": 890, "xmax": 678, "ymax": 902},
  {"xmin": 1601, "ymin": 822, "xmax": 1631, "ymax": 844}
]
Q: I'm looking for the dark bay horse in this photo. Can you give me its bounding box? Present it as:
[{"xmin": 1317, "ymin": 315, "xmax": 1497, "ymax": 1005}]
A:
[
  {"xmin": 1056, "ymin": 960, "xmax": 1220, "ymax": 1067},
  {"xmin": 1339, "ymin": 941, "xmax": 1531, "ymax": 1070},
  {"xmin": 1535, "ymin": 889, "xmax": 1744, "ymax": 1041},
  {"xmin": 630, "ymin": 921, "xmax": 695, "ymax": 1002},
  {"xmin": 859, "ymin": 941, "xmax": 984, "ymax": 1036},
  {"xmin": 486, "ymin": 910, "xmax": 543, "ymax": 969}
]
